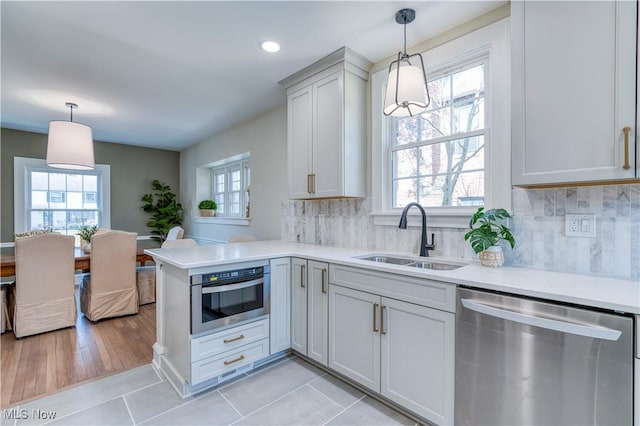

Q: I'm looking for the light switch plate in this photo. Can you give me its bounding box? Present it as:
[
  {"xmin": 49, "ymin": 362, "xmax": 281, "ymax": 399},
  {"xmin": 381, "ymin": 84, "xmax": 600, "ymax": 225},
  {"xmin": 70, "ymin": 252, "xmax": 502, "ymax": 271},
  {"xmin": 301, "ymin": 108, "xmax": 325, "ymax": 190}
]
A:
[{"xmin": 565, "ymin": 213, "xmax": 596, "ymax": 237}]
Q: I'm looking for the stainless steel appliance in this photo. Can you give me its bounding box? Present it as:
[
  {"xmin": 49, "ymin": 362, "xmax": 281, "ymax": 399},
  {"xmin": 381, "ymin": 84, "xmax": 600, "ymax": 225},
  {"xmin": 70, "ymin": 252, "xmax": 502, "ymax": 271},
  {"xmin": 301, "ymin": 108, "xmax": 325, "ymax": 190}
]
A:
[
  {"xmin": 191, "ymin": 264, "xmax": 270, "ymax": 335},
  {"xmin": 456, "ymin": 287, "xmax": 633, "ymax": 426}
]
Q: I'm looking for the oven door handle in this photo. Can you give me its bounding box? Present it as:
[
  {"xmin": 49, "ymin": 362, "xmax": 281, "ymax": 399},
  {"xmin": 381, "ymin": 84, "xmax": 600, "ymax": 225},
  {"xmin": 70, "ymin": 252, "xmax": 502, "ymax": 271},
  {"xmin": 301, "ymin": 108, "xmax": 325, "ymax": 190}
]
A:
[{"xmin": 201, "ymin": 278, "xmax": 263, "ymax": 294}]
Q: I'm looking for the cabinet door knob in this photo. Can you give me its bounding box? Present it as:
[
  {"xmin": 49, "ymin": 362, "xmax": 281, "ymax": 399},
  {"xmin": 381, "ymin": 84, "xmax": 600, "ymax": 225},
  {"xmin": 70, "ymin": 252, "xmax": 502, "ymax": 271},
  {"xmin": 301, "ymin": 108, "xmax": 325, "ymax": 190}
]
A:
[{"xmin": 623, "ymin": 126, "xmax": 631, "ymax": 170}]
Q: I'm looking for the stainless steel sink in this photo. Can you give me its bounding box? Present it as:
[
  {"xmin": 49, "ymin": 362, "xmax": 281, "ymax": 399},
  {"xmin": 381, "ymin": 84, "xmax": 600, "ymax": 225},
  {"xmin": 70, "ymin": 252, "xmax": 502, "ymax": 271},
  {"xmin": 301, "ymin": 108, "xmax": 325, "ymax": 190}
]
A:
[
  {"xmin": 406, "ymin": 261, "xmax": 461, "ymax": 270},
  {"xmin": 358, "ymin": 255, "xmax": 414, "ymax": 265},
  {"xmin": 357, "ymin": 254, "xmax": 464, "ymax": 270}
]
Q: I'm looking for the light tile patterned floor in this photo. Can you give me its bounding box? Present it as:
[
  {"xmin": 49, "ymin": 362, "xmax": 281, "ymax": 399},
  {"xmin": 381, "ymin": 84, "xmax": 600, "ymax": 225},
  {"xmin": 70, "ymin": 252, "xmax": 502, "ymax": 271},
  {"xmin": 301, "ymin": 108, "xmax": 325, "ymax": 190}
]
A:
[{"xmin": 2, "ymin": 356, "xmax": 419, "ymax": 426}]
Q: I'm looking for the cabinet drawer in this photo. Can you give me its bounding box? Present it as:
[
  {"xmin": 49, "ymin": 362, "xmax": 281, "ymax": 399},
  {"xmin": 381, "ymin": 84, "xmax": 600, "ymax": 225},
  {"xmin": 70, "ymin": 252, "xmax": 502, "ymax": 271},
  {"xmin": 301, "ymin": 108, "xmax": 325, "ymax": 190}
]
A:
[
  {"xmin": 330, "ymin": 264, "xmax": 456, "ymax": 313},
  {"xmin": 191, "ymin": 338, "xmax": 269, "ymax": 385},
  {"xmin": 191, "ymin": 318, "xmax": 269, "ymax": 362}
]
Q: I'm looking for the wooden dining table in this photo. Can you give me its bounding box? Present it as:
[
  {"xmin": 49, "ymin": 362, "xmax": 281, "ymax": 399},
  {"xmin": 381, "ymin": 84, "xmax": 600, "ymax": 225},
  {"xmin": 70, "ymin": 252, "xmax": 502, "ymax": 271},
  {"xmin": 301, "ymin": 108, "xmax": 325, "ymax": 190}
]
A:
[{"xmin": 0, "ymin": 246, "xmax": 156, "ymax": 278}]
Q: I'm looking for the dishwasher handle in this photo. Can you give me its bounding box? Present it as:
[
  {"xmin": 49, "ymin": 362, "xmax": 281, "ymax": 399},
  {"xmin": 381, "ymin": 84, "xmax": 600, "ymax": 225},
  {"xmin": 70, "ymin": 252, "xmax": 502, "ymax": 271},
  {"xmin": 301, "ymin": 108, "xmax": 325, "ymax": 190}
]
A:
[{"xmin": 461, "ymin": 299, "xmax": 622, "ymax": 341}]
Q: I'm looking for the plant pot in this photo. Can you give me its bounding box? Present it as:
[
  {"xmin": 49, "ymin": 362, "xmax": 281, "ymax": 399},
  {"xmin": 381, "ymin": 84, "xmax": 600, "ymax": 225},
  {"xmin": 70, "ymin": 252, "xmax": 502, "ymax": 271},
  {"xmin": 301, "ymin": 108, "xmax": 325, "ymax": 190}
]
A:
[
  {"xmin": 200, "ymin": 209, "xmax": 216, "ymax": 217},
  {"xmin": 82, "ymin": 243, "xmax": 91, "ymax": 253},
  {"xmin": 479, "ymin": 245, "xmax": 504, "ymax": 267}
]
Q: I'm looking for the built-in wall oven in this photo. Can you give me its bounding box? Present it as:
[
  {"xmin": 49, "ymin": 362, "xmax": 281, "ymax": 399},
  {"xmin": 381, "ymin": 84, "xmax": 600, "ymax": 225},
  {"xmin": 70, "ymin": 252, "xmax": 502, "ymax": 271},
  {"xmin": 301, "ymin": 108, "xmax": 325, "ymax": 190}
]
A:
[{"xmin": 191, "ymin": 264, "xmax": 270, "ymax": 335}]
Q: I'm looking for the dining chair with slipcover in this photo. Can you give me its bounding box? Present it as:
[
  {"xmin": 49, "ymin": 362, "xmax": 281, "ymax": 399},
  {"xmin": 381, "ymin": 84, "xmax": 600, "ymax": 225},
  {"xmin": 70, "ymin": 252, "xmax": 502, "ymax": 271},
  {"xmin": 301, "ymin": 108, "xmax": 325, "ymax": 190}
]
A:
[
  {"xmin": 80, "ymin": 230, "xmax": 138, "ymax": 321},
  {"xmin": 161, "ymin": 238, "xmax": 198, "ymax": 248},
  {"xmin": 12, "ymin": 233, "xmax": 77, "ymax": 338},
  {"xmin": 166, "ymin": 226, "xmax": 184, "ymax": 241}
]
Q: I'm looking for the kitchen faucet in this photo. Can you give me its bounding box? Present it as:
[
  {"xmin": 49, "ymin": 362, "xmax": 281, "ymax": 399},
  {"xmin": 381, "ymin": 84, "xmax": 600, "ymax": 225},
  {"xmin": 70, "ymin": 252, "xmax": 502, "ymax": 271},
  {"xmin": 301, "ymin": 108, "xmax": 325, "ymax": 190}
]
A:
[{"xmin": 398, "ymin": 202, "xmax": 435, "ymax": 257}]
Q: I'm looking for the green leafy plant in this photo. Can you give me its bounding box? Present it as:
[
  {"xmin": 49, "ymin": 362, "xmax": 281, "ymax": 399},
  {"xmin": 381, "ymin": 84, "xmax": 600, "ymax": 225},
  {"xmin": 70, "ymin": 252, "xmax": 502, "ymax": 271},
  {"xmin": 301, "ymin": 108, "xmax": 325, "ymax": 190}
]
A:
[
  {"xmin": 198, "ymin": 200, "xmax": 217, "ymax": 210},
  {"xmin": 464, "ymin": 207, "xmax": 516, "ymax": 254},
  {"xmin": 77, "ymin": 225, "xmax": 98, "ymax": 242},
  {"xmin": 141, "ymin": 179, "xmax": 183, "ymax": 243}
]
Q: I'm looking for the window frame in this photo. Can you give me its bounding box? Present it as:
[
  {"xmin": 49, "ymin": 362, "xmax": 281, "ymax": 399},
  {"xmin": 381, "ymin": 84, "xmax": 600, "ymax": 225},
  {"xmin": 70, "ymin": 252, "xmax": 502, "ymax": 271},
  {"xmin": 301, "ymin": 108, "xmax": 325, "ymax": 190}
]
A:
[
  {"xmin": 14, "ymin": 157, "xmax": 111, "ymax": 242},
  {"xmin": 370, "ymin": 19, "xmax": 511, "ymax": 228},
  {"xmin": 209, "ymin": 158, "xmax": 250, "ymax": 219},
  {"xmin": 389, "ymin": 57, "xmax": 489, "ymax": 209}
]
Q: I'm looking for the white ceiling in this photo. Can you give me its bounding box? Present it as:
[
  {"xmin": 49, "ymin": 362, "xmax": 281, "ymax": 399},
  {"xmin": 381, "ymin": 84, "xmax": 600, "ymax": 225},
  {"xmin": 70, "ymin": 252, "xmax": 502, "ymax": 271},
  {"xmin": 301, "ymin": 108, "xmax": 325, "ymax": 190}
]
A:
[{"xmin": 1, "ymin": 1, "xmax": 505, "ymax": 151}]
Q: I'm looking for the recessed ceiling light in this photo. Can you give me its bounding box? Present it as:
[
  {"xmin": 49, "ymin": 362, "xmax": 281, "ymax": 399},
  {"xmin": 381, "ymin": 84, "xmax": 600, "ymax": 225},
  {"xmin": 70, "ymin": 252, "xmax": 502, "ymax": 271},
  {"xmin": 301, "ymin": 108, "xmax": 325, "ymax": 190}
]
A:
[{"xmin": 260, "ymin": 40, "xmax": 280, "ymax": 53}]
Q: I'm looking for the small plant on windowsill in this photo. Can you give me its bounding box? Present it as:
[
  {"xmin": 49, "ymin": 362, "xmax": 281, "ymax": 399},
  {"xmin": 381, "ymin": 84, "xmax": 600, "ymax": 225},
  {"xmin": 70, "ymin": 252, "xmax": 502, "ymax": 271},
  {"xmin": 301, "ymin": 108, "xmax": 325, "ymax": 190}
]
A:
[
  {"xmin": 464, "ymin": 207, "xmax": 515, "ymax": 267},
  {"xmin": 198, "ymin": 200, "xmax": 217, "ymax": 217},
  {"xmin": 77, "ymin": 224, "xmax": 98, "ymax": 253}
]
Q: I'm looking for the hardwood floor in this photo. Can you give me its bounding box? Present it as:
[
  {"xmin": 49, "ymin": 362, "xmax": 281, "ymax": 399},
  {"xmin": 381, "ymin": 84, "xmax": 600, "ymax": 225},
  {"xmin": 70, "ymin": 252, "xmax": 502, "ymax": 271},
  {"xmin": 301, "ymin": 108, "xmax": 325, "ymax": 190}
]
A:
[{"xmin": 0, "ymin": 301, "xmax": 155, "ymax": 408}]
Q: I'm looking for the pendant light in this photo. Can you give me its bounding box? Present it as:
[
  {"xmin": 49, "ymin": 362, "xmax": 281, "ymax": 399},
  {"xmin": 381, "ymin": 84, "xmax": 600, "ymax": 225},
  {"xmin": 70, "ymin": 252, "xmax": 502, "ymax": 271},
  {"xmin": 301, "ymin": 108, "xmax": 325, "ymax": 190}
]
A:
[
  {"xmin": 383, "ymin": 8, "xmax": 431, "ymax": 117},
  {"xmin": 46, "ymin": 102, "xmax": 95, "ymax": 170}
]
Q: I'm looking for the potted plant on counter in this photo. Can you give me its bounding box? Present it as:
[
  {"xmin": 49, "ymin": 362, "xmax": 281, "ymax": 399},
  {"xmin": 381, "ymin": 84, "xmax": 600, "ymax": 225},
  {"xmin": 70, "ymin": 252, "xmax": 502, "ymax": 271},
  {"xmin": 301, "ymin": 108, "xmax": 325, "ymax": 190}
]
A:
[
  {"xmin": 464, "ymin": 207, "xmax": 515, "ymax": 267},
  {"xmin": 198, "ymin": 200, "xmax": 217, "ymax": 217},
  {"xmin": 78, "ymin": 224, "xmax": 98, "ymax": 253}
]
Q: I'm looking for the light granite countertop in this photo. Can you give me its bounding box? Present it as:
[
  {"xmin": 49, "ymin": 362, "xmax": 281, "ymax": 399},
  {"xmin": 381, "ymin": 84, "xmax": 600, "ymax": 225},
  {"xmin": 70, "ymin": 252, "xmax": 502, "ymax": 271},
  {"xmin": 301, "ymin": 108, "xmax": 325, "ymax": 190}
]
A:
[{"xmin": 146, "ymin": 240, "xmax": 640, "ymax": 315}]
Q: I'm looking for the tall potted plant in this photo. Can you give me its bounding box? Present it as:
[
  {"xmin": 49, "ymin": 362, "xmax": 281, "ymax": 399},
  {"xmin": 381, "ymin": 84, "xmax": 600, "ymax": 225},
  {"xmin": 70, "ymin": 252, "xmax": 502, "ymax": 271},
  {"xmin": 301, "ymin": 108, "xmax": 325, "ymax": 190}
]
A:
[
  {"xmin": 141, "ymin": 179, "xmax": 183, "ymax": 243},
  {"xmin": 464, "ymin": 207, "xmax": 515, "ymax": 267}
]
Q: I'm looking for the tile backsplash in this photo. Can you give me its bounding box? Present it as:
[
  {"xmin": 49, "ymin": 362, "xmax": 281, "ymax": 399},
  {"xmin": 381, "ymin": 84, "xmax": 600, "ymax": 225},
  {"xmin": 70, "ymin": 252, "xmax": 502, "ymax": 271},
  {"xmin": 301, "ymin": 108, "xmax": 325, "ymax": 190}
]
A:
[{"xmin": 281, "ymin": 183, "xmax": 639, "ymax": 280}]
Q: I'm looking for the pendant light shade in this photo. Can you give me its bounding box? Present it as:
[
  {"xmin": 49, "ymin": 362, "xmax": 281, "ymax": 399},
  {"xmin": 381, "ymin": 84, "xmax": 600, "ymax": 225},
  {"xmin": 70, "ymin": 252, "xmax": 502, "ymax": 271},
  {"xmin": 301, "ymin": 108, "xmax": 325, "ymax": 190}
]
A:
[
  {"xmin": 46, "ymin": 103, "xmax": 95, "ymax": 170},
  {"xmin": 383, "ymin": 9, "xmax": 430, "ymax": 117}
]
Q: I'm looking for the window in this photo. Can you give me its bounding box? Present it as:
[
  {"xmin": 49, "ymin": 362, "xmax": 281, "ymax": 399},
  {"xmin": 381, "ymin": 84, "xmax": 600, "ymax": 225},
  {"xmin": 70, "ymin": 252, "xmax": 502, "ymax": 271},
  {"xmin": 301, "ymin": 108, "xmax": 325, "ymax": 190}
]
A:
[
  {"xmin": 391, "ymin": 61, "xmax": 486, "ymax": 208},
  {"xmin": 14, "ymin": 157, "xmax": 111, "ymax": 246},
  {"xmin": 210, "ymin": 158, "xmax": 250, "ymax": 218},
  {"xmin": 371, "ymin": 19, "xmax": 510, "ymax": 227}
]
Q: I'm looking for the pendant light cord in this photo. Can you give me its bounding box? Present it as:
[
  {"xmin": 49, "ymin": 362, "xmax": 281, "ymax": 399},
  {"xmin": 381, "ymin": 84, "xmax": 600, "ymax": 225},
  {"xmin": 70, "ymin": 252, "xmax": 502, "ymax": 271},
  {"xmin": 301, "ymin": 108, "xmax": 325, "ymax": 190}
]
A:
[
  {"xmin": 403, "ymin": 16, "xmax": 407, "ymax": 55},
  {"xmin": 70, "ymin": 105, "xmax": 74, "ymax": 122}
]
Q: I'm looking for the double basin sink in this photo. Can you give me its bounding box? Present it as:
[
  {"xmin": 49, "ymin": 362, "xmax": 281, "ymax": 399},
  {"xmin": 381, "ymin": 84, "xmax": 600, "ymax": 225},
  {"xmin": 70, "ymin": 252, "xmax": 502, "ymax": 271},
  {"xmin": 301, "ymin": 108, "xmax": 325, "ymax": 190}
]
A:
[{"xmin": 357, "ymin": 255, "xmax": 464, "ymax": 271}]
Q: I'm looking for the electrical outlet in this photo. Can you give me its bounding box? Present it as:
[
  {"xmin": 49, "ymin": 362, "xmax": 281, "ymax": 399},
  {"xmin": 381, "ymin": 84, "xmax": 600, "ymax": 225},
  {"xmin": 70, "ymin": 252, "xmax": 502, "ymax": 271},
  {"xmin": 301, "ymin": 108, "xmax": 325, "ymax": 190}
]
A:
[{"xmin": 565, "ymin": 214, "xmax": 596, "ymax": 237}]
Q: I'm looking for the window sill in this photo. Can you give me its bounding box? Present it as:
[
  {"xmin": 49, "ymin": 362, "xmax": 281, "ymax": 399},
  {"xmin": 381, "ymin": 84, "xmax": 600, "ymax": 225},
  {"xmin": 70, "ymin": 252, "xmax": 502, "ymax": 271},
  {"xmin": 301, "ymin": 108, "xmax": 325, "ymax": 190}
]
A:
[
  {"xmin": 372, "ymin": 208, "xmax": 474, "ymax": 229},
  {"xmin": 193, "ymin": 216, "xmax": 251, "ymax": 226}
]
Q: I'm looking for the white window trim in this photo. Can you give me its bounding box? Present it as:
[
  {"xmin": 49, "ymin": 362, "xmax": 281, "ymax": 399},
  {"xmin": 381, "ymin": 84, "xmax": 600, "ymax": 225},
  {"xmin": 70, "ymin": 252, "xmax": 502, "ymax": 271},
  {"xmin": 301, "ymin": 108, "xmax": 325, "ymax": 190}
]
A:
[
  {"xmin": 371, "ymin": 18, "xmax": 511, "ymax": 228},
  {"xmin": 195, "ymin": 152, "xmax": 251, "ymax": 226},
  {"xmin": 14, "ymin": 156, "xmax": 111, "ymax": 234}
]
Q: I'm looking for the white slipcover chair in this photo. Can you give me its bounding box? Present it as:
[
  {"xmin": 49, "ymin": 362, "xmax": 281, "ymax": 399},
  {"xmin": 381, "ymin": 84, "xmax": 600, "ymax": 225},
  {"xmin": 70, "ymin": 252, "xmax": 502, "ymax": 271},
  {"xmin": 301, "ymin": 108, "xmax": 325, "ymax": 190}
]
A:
[
  {"xmin": 81, "ymin": 230, "xmax": 138, "ymax": 321},
  {"xmin": 161, "ymin": 238, "xmax": 198, "ymax": 248},
  {"xmin": 166, "ymin": 226, "xmax": 184, "ymax": 240},
  {"xmin": 13, "ymin": 233, "xmax": 77, "ymax": 338}
]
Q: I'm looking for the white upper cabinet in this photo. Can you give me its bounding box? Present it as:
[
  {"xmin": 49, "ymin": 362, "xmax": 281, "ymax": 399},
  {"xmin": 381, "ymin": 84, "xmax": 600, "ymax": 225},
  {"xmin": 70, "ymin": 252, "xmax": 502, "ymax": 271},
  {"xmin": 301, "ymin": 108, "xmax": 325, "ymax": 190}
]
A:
[
  {"xmin": 280, "ymin": 47, "xmax": 372, "ymax": 199},
  {"xmin": 512, "ymin": 0, "xmax": 638, "ymax": 186}
]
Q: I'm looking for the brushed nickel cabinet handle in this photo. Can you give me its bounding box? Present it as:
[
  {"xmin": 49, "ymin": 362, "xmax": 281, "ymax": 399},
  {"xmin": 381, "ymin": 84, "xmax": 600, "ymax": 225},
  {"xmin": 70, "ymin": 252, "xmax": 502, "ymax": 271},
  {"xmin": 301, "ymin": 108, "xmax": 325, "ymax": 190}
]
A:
[
  {"xmin": 380, "ymin": 304, "xmax": 387, "ymax": 335},
  {"xmin": 321, "ymin": 268, "xmax": 327, "ymax": 294},
  {"xmin": 373, "ymin": 303, "xmax": 379, "ymax": 332},
  {"xmin": 307, "ymin": 174, "xmax": 312, "ymax": 194},
  {"xmin": 223, "ymin": 354, "xmax": 246, "ymax": 366},
  {"xmin": 623, "ymin": 126, "xmax": 631, "ymax": 170},
  {"xmin": 223, "ymin": 334, "xmax": 245, "ymax": 344},
  {"xmin": 300, "ymin": 264, "xmax": 306, "ymax": 288},
  {"xmin": 311, "ymin": 173, "xmax": 316, "ymax": 194}
]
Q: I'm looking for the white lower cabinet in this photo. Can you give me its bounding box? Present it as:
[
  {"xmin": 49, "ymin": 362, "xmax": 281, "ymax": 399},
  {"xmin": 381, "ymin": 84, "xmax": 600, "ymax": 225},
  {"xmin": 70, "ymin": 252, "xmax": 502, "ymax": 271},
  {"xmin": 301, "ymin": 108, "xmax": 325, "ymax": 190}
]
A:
[
  {"xmin": 291, "ymin": 257, "xmax": 329, "ymax": 365},
  {"xmin": 307, "ymin": 260, "xmax": 329, "ymax": 365},
  {"xmin": 290, "ymin": 258, "xmax": 329, "ymax": 366},
  {"xmin": 269, "ymin": 258, "xmax": 291, "ymax": 354},
  {"xmin": 329, "ymin": 284, "xmax": 455, "ymax": 425},
  {"xmin": 329, "ymin": 285, "xmax": 380, "ymax": 391},
  {"xmin": 381, "ymin": 297, "xmax": 454, "ymax": 425},
  {"xmin": 190, "ymin": 318, "xmax": 270, "ymax": 385}
]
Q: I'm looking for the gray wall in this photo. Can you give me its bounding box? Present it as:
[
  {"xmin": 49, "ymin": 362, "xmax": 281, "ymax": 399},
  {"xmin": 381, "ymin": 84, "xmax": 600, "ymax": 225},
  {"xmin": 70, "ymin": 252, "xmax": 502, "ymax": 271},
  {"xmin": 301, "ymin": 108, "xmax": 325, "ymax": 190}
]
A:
[
  {"xmin": 180, "ymin": 106, "xmax": 287, "ymax": 243},
  {"xmin": 1, "ymin": 128, "xmax": 180, "ymax": 242}
]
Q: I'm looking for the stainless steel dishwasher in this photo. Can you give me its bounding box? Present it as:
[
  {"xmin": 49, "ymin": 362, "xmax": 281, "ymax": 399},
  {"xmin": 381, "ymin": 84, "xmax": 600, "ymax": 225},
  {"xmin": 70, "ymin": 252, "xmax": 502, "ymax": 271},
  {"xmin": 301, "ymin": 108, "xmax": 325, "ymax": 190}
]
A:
[{"xmin": 455, "ymin": 287, "xmax": 634, "ymax": 426}]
